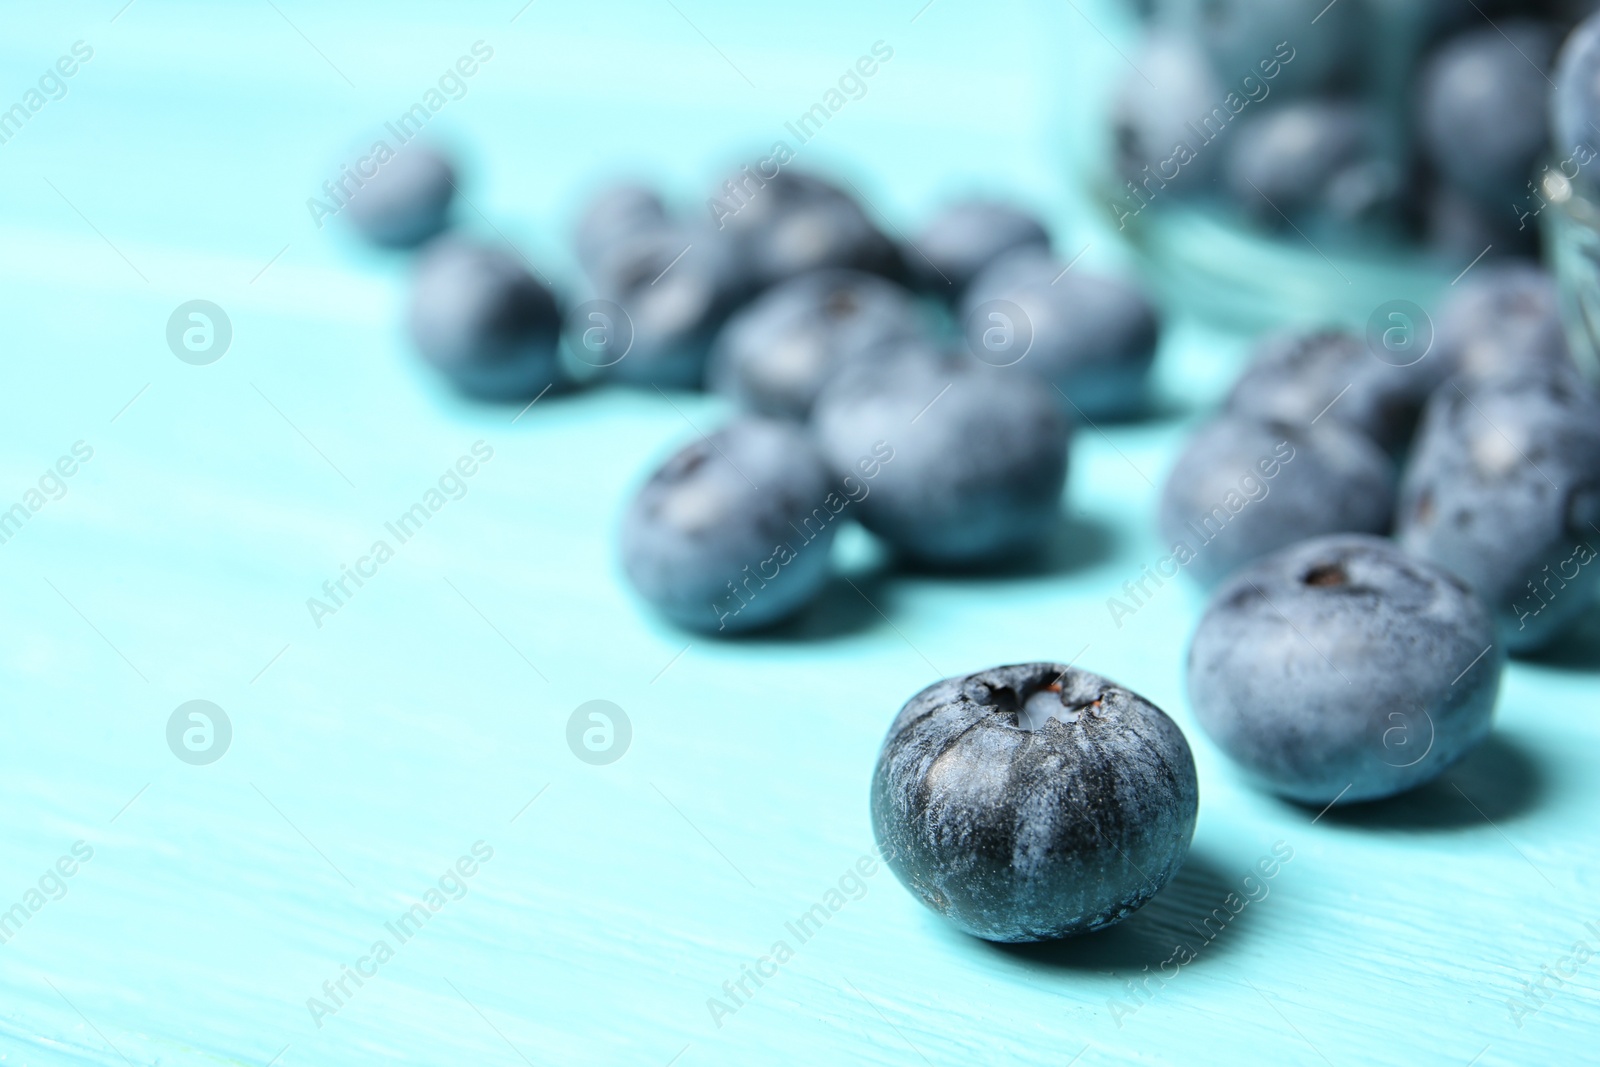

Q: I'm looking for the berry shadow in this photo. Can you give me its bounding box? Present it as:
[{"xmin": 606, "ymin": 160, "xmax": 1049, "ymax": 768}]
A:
[
  {"xmin": 891, "ymin": 512, "xmax": 1119, "ymax": 582},
  {"xmin": 1518, "ymin": 604, "xmax": 1600, "ymax": 672},
  {"xmin": 1288, "ymin": 732, "xmax": 1547, "ymax": 831},
  {"xmin": 972, "ymin": 849, "xmax": 1262, "ymax": 973},
  {"xmin": 717, "ymin": 569, "xmax": 894, "ymax": 644}
]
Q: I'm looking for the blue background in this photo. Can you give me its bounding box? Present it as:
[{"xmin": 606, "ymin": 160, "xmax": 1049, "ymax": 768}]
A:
[{"xmin": 1, "ymin": 2, "xmax": 1596, "ymax": 1064}]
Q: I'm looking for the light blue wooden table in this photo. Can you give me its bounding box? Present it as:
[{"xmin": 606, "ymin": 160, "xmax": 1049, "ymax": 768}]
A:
[{"xmin": 2, "ymin": 2, "xmax": 1596, "ymax": 1064}]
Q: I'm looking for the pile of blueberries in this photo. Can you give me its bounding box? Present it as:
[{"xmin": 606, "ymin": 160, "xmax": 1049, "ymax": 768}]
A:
[
  {"xmin": 344, "ymin": 144, "xmax": 1164, "ymax": 635},
  {"xmin": 1115, "ymin": 0, "xmax": 1596, "ymax": 259},
  {"xmin": 340, "ymin": 11, "xmax": 1600, "ymax": 946},
  {"xmin": 871, "ymin": 259, "xmax": 1600, "ymax": 943}
]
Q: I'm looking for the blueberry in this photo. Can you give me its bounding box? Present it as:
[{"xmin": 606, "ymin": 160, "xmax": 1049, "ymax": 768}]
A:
[
  {"xmin": 406, "ymin": 238, "xmax": 563, "ymax": 399},
  {"xmin": 620, "ymin": 418, "xmax": 839, "ymax": 633},
  {"xmin": 344, "ymin": 144, "xmax": 456, "ymax": 248},
  {"xmin": 708, "ymin": 270, "xmax": 930, "ymax": 419},
  {"xmin": 1188, "ymin": 534, "xmax": 1502, "ymax": 804},
  {"xmin": 909, "ymin": 199, "xmax": 1050, "ymax": 298},
  {"xmin": 573, "ymin": 181, "xmax": 670, "ymax": 275},
  {"xmin": 870, "ymin": 662, "xmax": 1198, "ymax": 942},
  {"xmin": 1550, "ymin": 12, "xmax": 1600, "ymax": 191},
  {"xmin": 571, "ymin": 223, "xmax": 742, "ymax": 389},
  {"xmin": 1225, "ymin": 328, "xmax": 1442, "ymax": 452},
  {"xmin": 1433, "ymin": 263, "xmax": 1575, "ymax": 385},
  {"xmin": 710, "ymin": 168, "xmax": 901, "ymax": 288},
  {"xmin": 1159, "ymin": 416, "xmax": 1396, "ymax": 587},
  {"xmin": 1424, "ymin": 182, "xmax": 1539, "ymax": 262},
  {"xmin": 962, "ymin": 249, "xmax": 1160, "ymax": 420},
  {"xmin": 1397, "ymin": 372, "xmax": 1600, "ymax": 651},
  {"xmin": 1225, "ymin": 101, "xmax": 1404, "ymax": 231},
  {"xmin": 1110, "ymin": 34, "xmax": 1225, "ymax": 194},
  {"xmin": 811, "ymin": 351, "xmax": 1070, "ymax": 565},
  {"xmin": 1418, "ymin": 22, "xmax": 1559, "ymax": 206},
  {"xmin": 1173, "ymin": 0, "xmax": 1362, "ymax": 98}
]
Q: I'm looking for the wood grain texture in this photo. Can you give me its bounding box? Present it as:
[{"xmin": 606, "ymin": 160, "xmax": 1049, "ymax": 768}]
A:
[{"xmin": 0, "ymin": 2, "xmax": 1596, "ymax": 1064}]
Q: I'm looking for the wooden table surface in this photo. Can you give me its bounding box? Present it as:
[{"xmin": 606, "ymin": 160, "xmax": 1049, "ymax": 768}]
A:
[{"xmin": 2, "ymin": 2, "xmax": 1596, "ymax": 1064}]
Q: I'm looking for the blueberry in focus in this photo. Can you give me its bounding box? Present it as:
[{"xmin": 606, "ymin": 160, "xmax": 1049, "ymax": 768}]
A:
[
  {"xmin": 406, "ymin": 238, "xmax": 564, "ymax": 399},
  {"xmin": 1225, "ymin": 327, "xmax": 1443, "ymax": 452},
  {"xmin": 710, "ymin": 168, "xmax": 901, "ymax": 288},
  {"xmin": 870, "ymin": 662, "xmax": 1199, "ymax": 942},
  {"xmin": 344, "ymin": 144, "xmax": 457, "ymax": 249},
  {"xmin": 708, "ymin": 269, "xmax": 930, "ymax": 419},
  {"xmin": 1225, "ymin": 101, "xmax": 1404, "ymax": 232},
  {"xmin": 1417, "ymin": 22, "xmax": 1559, "ymax": 206},
  {"xmin": 620, "ymin": 418, "xmax": 839, "ymax": 633},
  {"xmin": 571, "ymin": 223, "xmax": 743, "ymax": 389},
  {"xmin": 1158, "ymin": 416, "xmax": 1396, "ymax": 587},
  {"xmin": 1397, "ymin": 372, "xmax": 1600, "ymax": 652},
  {"xmin": 811, "ymin": 350, "xmax": 1070, "ymax": 566},
  {"xmin": 1188, "ymin": 535, "xmax": 1502, "ymax": 804},
  {"xmin": 962, "ymin": 249, "xmax": 1160, "ymax": 420},
  {"xmin": 1432, "ymin": 263, "xmax": 1575, "ymax": 386},
  {"xmin": 909, "ymin": 199, "xmax": 1050, "ymax": 299}
]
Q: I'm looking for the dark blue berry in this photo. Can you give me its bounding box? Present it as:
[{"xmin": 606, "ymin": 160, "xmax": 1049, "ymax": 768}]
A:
[
  {"xmin": 871, "ymin": 662, "xmax": 1198, "ymax": 942},
  {"xmin": 620, "ymin": 418, "xmax": 839, "ymax": 633},
  {"xmin": 811, "ymin": 351, "xmax": 1070, "ymax": 565},
  {"xmin": 711, "ymin": 169, "xmax": 901, "ymax": 288},
  {"xmin": 1418, "ymin": 22, "xmax": 1559, "ymax": 206},
  {"xmin": 910, "ymin": 199, "xmax": 1049, "ymax": 298},
  {"xmin": 962, "ymin": 249, "xmax": 1160, "ymax": 420},
  {"xmin": 345, "ymin": 145, "xmax": 456, "ymax": 249},
  {"xmin": 406, "ymin": 238, "xmax": 563, "ymax": 399},
  {"xmin": 1397, "ymin": 372, "xmax": 1600, "ymax": 652},
  {"xmin": 1188, "ymin": 535, "xmax": 1502, "ymax": 803},
  {"xmin": 708, "ymin": 269, "xmax": 930, "ymax": 419},
  {"xmin": 1159, "ymin": 416, "xmax": 1396, "ymax": 587},
  {"xmin": 1225, "ymin": 327, "xmax": 1442, "ymax": 452}
]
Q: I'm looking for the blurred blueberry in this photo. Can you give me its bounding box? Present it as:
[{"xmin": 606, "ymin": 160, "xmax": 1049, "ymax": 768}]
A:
[
  {"xmin": 572, "ymin": 223, "xmax": 742, "ymax": 389},
  {"xmin": 1158, "ymin": 416, "xmax": 1396, "ymax": 587},
  {"xmin": 1550, "ymin": 12, "xmax": 1600, "ymax": 193},
  {"xmin": 962, "ymin": 249, "xmax": 1160, "ymax": 420},
  {"xmin": 708, "ymin": 269, "xmax": 930, "ymax": 419},
  {"xmin": 1109, "ymin": 34, "xmax": 1225, "ymax": 197},
  {"xmin": 1173, "ymin": 0, "xmax": 1362, "ymax": 98},
  {"xmin": 572, "ymin": 181, "xmax": 670, "ymax": 277},
  {"xmin": 811, "ymin": 350, "xmax": 1070, "ymax": 565},
  {"xmin": 1225, "ymin": 101, "xmax": 1405, "ymax": 231},
  {"xmin": 1418, "ymin": 22, "xmax": 1559, "ymax": 206},
  {"xmin": 1397, "ymin": 372, "xmax": 1600, "ymax": 652},
  {"xmin": 871, "ymin": 662, "xmax": 1198, "ymax": 942},
  {"xmin": 1424, "ymin": 182, "xmax": 1539, "ymax": 262},
  {"xmin": 909, "ymin": 199, "xmax": 1050, "ymax": 298},
  {"xmin": 1225, "ymin": 328, "xmax": 1443, "ymax": 452},
  {"xmin": 710, "ymin": 168, "xmax": 901, "ymax": 287},
  {"xmin": 620, "ymin": 418, "xmax": 839, "ymax": 633},
  {"xmin": 1433, "ymin": 263, "xmax": 1576, "ymax": 385},
  {"xmin": 345, "ymin": 145, "xmax": 456, "ymax": 249},
  {"xmin": 406, "ymin": 238, "xmax": 564, "ymax": 399},
  {"xmin": 1188, "ymin": 534, "xmax": 1502, "ymax": 803}
]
